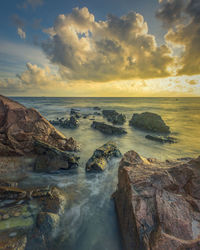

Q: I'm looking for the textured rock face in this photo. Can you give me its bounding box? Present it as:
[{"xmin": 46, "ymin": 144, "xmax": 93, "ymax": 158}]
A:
[
  {"xmin": 102, "ymin": 110, "xmax": 126, "ymax": 125},
  {"xmin": 114, "ymin": 151, "xmax": 200, "ymax": 250},
  {"xmin": 91, "ymin": 121, "xmax": 127, "ymax": 135},
  {"xmin": 60, "ymin": 116, "xmax": 80, "ymax": 129},
  {"xmin": 0, "ymin": 95, "xmax": 79, "ymax": 156},
  {"xmin": 86, "ymin": 141, "xmax": 122, "ymax": 172},
  {"xmin": 129, "ymin": 112, "xmax": 170, "ymax": 133}
]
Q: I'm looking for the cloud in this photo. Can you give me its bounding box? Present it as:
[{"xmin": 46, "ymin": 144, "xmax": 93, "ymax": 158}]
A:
[
  {"xmin": 42, "ymin": 7, "xmax": 174, "ymax": 82},
  {"xmin": 157, "ymin": 0, "xmax": 200, "ymax": 75},
  {"xmin": 156, "ymin": 0, "xmax": 186, "ymax": 27},
  {"xmin": 187, "ymin": 79, "xmax": 198, "ymax": 85},
  {"xmin": 17, "ymin": 27, "xmax": 26, "ymax": 39}
]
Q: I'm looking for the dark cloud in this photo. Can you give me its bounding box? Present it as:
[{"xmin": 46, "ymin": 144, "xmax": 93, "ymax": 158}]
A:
[
  {"xmin": 156, "ymin": 0, "xmax": 186, "ymax": 27},
  {"xmin": 157, "ymin": 0, "xmax": 200, "ymax": 75},
  {"xmin": 19, "ymin": 0, "xmax": 44, "ymax": 9},
  {"xmin": 12, "ymin": 14, "xmax": 25, "ymax": 28}
]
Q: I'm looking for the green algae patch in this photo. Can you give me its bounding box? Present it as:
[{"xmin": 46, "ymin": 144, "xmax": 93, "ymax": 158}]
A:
[{"xmin": 0, "ymin": 216, "xmax": 34, "ymax": 231}]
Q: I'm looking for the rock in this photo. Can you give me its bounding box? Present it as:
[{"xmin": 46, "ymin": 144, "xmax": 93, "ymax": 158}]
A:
[
  {"xmin": 0, "ymin": 186, "xmax": 26, "ymax": 200},
  {"xmin": 36, "ymin": 212, "xmax": 59, "ymax": 237},
  {"xmin": 114, "ymin": 151, "xmax": 200, "ymax": 250},
  {"xmin": 0, "ymin": 233, "xmax": 27, "ymax": 250},
  {"xmin": 60, "ymin": 116, "xmax": 79, "ymax": 129},
  {"xmin": 91, "ymin": 121, "xmax": 127, "ymax": 135},
  {"xmin": 86, "ymin": 141, "xmax": 122, "ymax": 172},
  {"xmin": 129, "ymin": 112, "xmax": 170, "ymax": 133},
  {"xmin": 0, "ymin": 95, "xmax": 79, "ymax": 156},
  {"xmin": 70, "ymin": 108, "xmax": 81, "ymax": 118},
  {"xmin": 93, "ymin": 112, "xmax": 101, "ymax": 116},
  {"xmin": 93, "ymin": 107, "xmax": 101, "ymax": 110},
  {"xmin": 102, "ymin": 110, "xmax": 126, "ymax": 125},
  {"xmin": 34, "ymin": 140, "xmax": 80, "ymax": 172},
  {"xmin": 145, "ymin": 135, "xmax": 177, "ymax": 143}
]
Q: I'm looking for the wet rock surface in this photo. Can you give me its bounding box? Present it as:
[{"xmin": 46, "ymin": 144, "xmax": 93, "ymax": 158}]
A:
[
  {"xmin": 91, "ymin": 121, "xmax": 127, "ymax": 135},
  {"xmin": 145, "ymin": 134, "xmax": 177, "ymax": 143},
  {"xmin": 0, "ymin": 182, "xmax": 67, "ymax": 250},
  {"xmin": 114, "ymin": 151, "xmax": 200, "ymax": 250},
  {"xmin": 129, "ymin": 112, "xmax": 170, "ymax": 133},
  {"xmin": 102, "ymin": 110, "xmax": 126, "ymax": 125},
  {"xmin": 86, "ymin": 141, "xmax": 122, "ymax": 172},
  {"xmin": 60, "ymin": 116, "xmax": 80, "ymax": 129}
]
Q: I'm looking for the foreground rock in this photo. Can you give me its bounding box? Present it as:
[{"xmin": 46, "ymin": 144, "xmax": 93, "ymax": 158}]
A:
[
  {"xmin": 102, "ymin": 110, "xmax": 126, "ymax": 125},
  {"xmin": 91, "ymin": 121, "xmax": 127, "ymax": 135},
  {"xmin": 86, "ymin": 142, "xmax": 122, "ymax": 172},
  {"xmin": 129, "ymin": 112, "xmax": 170, "ymax": 133},
  {"xmin": 145, "ymin": 135, "xmax": 177, "ymax": 143},
  {"xmin": 0, "ymin": 95, "xmax": 79, "ymax": 156},
  {"xmin": 0, "ymin": 182, "xmax": 67, "ymax": 250},
  {"xmin": 0, "ymin": 95, "xmax": 80, "ymax": 174},
  {"xmin": 114, "ymin": 151, "xmax": 200, "ymax": 250}
]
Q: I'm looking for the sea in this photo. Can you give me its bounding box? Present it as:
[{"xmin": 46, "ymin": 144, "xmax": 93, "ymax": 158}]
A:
[{"xmin": 11, "ymin": 97, "xmax": 200, "ymax": 250}]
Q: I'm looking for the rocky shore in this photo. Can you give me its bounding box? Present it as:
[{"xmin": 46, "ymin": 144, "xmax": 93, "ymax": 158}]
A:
[{"xmin": 114, "ymin": 151, "xmax": 200, "ymax": 250}]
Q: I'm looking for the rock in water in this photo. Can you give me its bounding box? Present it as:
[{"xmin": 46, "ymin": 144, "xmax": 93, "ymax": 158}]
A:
[
  {"xmin": 102, "ymin": 110, "xmax": 126, "ymax": 125},
  {"xmin": 60, "ymin": 116, "xmax": 79, "ymax": 129},
  {"xmin": 91, "ymin": 121, "xmax": 127, "ymax": 135},
  {"xmin": 114, "ymin": 151, "xmax": 200, "ymax": 250},
  {"xmin": 34, "ymin": 140, "xmax": 80, "ymax": 172},
  {"xmin": 145, "ymin": 135, "xmax": 177, "ymax": 143},
  {"xmin": 129, "ymin": 112, "xmax": 170, "ymax": 133},
  {"xmin": 0, "ymin": 95, "xmax": 79, "ymax": 156},
  {"xmin": 86, "ymin": 141, "xmax": 122, "ymax": 172}
]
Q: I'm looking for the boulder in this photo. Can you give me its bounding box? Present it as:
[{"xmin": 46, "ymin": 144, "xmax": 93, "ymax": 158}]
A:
[
  {"xmin": 93, "ymin": 107, "xmax": 101, "ymax": 110},
  {"xmin": 0, "ymin": 95, "xmax": 79, "ymax": 156},
  {"xmin": 86, "ymin": 141, "xmax": 122, "ymax": 172},
  {"xmin": 114, "ymin": 151, "xmax": 200, "ymax": 250},
  {"xmin": 60, "ymin": 116, "xmax": 79, "ymax": 129},
  {"xmin": 129, "ymin": 112, "xmax": 170, "ymax": 133},
  {"xmin": 102, "ymin": 110, "xmax": 126, "ymax": 125},
  {"xmin": 34, "ymin": 140, "xmax": 80, "ymax": 172},
  {"xmin": 91, "ymin": 121, "xmax": 127, "ymax": 135},
  {"xmin": 145, "ymin": 135, "xmax": 177, "ymax": 143}
]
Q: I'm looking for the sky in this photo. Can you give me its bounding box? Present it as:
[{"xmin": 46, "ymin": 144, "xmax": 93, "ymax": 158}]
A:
[{"xmin": 0, "ymin": 0, "xmax": 199, "ymax": 97}]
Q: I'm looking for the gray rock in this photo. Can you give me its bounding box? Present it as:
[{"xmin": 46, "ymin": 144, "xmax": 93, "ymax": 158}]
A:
[
  {"xmin": 91, "ymin": 121, "xmax": 127, "ymax": 135},
  {"xmin": 86, "ymin": 141, "xmax": 122, "ymax": 172},
  {"xmin": 93, "ymin": 107, "xmax": 101, "ymax": 110},
  {"xmin": 145, "ymin": 135, "xmax": 177, "ymax": 143},
  {"xmin": 129, "ymin": 112, "xmax": 170, "ymax": 133},
  {"xmin": 60, "ymin": 116, "xmax": 79, "ymax": 129},
  {"xmin": 34, "ymin": 140, "xmax": 79, "ymax": 172},
  {"xmin": 70, "ymin": 109, "xmax": 81, "ymax": 118},
  {"xmin": 102, "ymin": 110, "xmax": 126, "ymax": 125}
]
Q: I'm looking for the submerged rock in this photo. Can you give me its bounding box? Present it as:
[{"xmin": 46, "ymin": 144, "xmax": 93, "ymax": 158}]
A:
[
  {"xmin": 86, "ymin": 141, "xmax": 122, "ymax": 172},
  {"xmin": 129, "ymin": 112, "xmax": 170, "ymax": 133},
  {"xmin": 93, "ymin": 107, "xmax": 101, "ymax": 110},
  {"xmin": 145, "ymin": 135, "xmax": 177, "ymax": 143},
  {"xmin": 91, "ymin": 121, "xmax": 127, "ymax": 135},
  {"xmin": 114, "ymin": 151, "xmax": 200, "ymax": 250},
  {"xmin": 34, "ymin": 140, "xmax": 80, "ymax": 172},
  {"xmin": 102, "ymin": 110, "xmax": 126, "ymax": 125}
]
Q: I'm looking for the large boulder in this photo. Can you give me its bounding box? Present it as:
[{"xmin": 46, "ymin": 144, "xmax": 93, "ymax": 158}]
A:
[
  {"xmin": 86, "ymin": 141, "xmax": 122, "ymax": 172},
  {"xmin": 114, "ymin": 151, "xmax": 200, "ymax": 250},
  {"xmin": 129, "ymin": 112, "xmax": 170, "ymax": 133},
  {"xmin": 0, "ymin": 95, "xmax": 79, "ymax": 156},
  {"xmin": 91, "ymin": 121, "xmax": 127, "ymax": 135},
  {"xmin": 102, "ymin": 110, "xmax": 126, "ymax": 125}
]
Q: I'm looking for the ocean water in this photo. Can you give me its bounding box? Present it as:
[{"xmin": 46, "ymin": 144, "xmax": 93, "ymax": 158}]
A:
[{"xmin": 12, "ymin": 97, "xmax": 200, "ymax": 250}]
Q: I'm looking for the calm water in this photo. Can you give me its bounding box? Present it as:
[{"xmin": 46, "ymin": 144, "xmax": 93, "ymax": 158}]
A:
[{"xmin": 12, "ymin": 97, "xmax": 200, "ymax": 250}]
